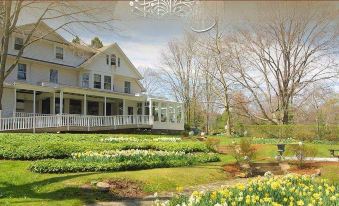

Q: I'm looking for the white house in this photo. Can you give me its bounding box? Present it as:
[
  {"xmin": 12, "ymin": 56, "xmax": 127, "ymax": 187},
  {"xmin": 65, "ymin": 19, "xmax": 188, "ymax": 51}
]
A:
[{"xmin": 0, "ymin": 22, "xmax": 184, "ymax": 132}]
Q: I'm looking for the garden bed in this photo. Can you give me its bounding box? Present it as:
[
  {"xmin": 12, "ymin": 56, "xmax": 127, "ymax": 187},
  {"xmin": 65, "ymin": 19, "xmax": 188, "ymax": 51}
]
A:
[
  {"xmin": 29, "ymin": 151, "xmax": 220, "ymax": 173},
  {"xmin": 158, "ymin": 174, "xmax": 339, "ymax": 206}
]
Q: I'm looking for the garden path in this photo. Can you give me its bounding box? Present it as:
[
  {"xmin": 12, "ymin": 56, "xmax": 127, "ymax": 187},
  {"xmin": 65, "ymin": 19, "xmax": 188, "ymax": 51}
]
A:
[
  {"xmin": 284, "ymin": 157, "xmax": 338, "ymax": 162},
  {"xmin": 91, "ymin": 178, "xmax": 250, "ymax": 206}
]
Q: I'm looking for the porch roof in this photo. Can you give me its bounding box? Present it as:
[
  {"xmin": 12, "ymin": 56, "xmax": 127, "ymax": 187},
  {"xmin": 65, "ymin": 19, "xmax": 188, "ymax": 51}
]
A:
[{"xmin": 6, "ymin": 81, "xmax": 147, "ymax": 101}]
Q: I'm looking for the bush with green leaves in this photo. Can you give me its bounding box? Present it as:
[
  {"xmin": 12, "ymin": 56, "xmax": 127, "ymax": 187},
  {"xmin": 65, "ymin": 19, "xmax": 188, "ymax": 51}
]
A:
[
  {"xmin": 229, "ymin": 138, "xmax": 256, "ymax": 164},
  {"xmin": 286, "ymin": 143, "xmax": 318, "ymax": 168},
  {"xmin": 29, "ymin": 152, "xmax": 220, "ymax": 173}
]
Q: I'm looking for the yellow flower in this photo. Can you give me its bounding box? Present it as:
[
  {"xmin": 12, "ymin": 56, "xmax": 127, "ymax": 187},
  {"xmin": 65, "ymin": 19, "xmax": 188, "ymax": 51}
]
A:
[
  {"xmin": 297, "ymin": 200, "xmax": 304, "ymax": 206},
  {"xmin": 330, "ymin": 195, "xmax": 336, "ymax": 201},
  {"xmin": 210, "ymin": 191, "xmax": 217, "ymax": 200},
  {"xmin": 236, "ymin": 183, "xmax": 245, "ymax": 191}
]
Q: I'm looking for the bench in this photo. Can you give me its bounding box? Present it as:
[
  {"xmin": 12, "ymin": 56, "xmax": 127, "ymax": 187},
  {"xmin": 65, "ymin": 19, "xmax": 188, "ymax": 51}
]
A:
[{"xmin": 329, "ymin": 149, "xmax": 339, "ymax": 158}]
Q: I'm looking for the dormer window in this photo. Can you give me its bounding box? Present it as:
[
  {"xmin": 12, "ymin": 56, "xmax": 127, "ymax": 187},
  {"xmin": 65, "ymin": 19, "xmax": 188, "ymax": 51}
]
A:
[
  {"xmin": 55, "ymin": 46, "xmax": 64, "ymax": 60},
  {"xmin": 111, "ymin": 54, "xmax": 116, "ymax": 66},
  {"xmin": 14, "ymin": 37, "xmax": 23, "ymax": 50}
]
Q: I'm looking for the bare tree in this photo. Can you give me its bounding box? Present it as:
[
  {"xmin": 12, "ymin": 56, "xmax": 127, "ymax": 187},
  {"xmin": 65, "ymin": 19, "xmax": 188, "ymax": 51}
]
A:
[
  {"xmin": 0, "ymin": 0, "xmax": 116, "ymax": 109},
  {"xmin": 139, "ymin": 67, "xmax": 161, "ymax": 96},
  {"xmin": 160, "ymin": 32, "xmax": 201, "ymax": 126},
  {"xmin": 228, "ymin": 6, "xmax": 338, "ymax": 125},
  {"xmin": 200, "ymin": 22, "xmax": 233, "ymax": 135}
]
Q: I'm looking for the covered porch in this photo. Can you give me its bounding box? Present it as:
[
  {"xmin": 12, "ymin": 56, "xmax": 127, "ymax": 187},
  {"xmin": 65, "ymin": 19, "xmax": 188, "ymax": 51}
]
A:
[{"xmin": 0, "ymin": 83, "xmax": 184, "ymax": 132}]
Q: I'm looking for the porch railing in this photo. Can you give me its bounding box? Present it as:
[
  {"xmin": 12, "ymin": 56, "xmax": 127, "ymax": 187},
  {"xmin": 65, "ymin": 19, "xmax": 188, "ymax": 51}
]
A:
[{"xmin": 0, "ymin": 114, "xmax": 151, "ymax": 131}]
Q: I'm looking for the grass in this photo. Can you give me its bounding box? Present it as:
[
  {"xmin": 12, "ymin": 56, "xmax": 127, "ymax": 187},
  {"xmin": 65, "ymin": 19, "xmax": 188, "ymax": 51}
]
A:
[
  {"xmin": 0, "ymin": 160, "xmax": 229, "ymax": 206},
  {"xmin": 0, "ymin": 133, "xmax": 230, "ymax": 205}
]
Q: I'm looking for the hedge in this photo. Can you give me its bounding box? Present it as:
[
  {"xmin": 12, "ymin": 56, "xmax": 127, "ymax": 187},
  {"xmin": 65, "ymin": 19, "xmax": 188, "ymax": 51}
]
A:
[
  {"xmin": 29, "ymin": 153, "xmax": 220, "ymax": 173},
  {"xmin": 244, "ymin": 125, "xmax": 339, "ymax": 141}
]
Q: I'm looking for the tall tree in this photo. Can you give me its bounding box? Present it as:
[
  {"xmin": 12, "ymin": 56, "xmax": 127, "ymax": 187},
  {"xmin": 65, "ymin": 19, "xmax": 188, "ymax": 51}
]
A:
[
  {"xmin": 90, "ymin": 36, "xmax": 103, "ymax": 48},
  {"xmin": 0, "ymin": 1, "xmax": 116, "ymax": 110},
  {"xmin": 160, "ymin": 32, "xmax": 201, "ymax": 126},
  {"xmin": 228, "ymin": 6, "xmax": 338, "ymax": 125},
  {"xmin": 201, "ymin": 22, "xmax": 233, "ymax": 135}
]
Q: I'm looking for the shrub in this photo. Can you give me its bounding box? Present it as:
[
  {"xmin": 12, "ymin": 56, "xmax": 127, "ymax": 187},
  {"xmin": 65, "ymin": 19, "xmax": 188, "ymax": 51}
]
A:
[
  {"xmin": 29, "ymin": 152, "xmax": 220, "ymax": 173},
  {"xmin": 205, "ymin": 138, "xmax": 221, "ymax": 152},
  {"xmin": 181, "ymin": 131, "xmax": 189, "ymax": 137},
  {"xmin": 159, "ymin": 175, "xmax": 338, "ymax": 206},
  {"xmin": 287, "ymin": 143, "xmax": 318, "ymax": 168},
  {"xmin": 229, "ymin": 138, "xmax": 256, "ymax": 164}
]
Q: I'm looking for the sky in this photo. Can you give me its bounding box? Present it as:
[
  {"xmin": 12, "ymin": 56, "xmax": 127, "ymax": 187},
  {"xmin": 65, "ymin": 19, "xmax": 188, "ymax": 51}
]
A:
[{"xmin": 20, "ymin": 1, "xmax": 339, "ymax": 73}]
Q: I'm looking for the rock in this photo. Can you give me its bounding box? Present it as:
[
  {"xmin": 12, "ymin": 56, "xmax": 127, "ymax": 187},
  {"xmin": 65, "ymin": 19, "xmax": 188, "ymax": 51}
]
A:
[
  {"xmin": 240, "ymin": 163, "xmax": 251, "ymax": 170},
  {"xmin": 96, "ymin": 182, "xmax": 110, "ymax": 191},
  {"xmin": 236, "ymin": 173, "xmax": 247, "ymax": 178}
]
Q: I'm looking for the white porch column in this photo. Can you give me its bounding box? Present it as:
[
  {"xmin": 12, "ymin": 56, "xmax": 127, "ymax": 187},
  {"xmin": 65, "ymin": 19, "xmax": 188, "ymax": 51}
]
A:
[
  {"xmin": 59, "ymin": 91, "xmax": 63, "ymax": 115},
  {"xmin": 123, "ymin": 99, "xmax": 126, "ymax": 115},
  {"xmin": 149, "ymin": 99, "xmax": 153, "ymax": 124},
  {"xmin": 13, "ymin": 88, "xmax": 16, "ymax": 117},
  {"xmin": 33, "ymin": 90, "xmax": 36, "ymax": 115},
  {"xmin": 52, "ymin": 93, "xmax": 56, "ymax": 114},
  {"xmin": 33, "ymin": 90, "xmax": 36, "ymax": 133},
  {"xmin": 141, "ymin": 101, "xmax": 145, "ymax": 115},
  {"xmin": 166, "ymin": 103, "xmax": 169, "ymax": 123},
  {"xmin": 83, "ymin": 94, "xmax": 87, "ymax": 115},
  {"xmin": 158, "ymin": 102, "xmax": 161, "ymax": 122},
  {"xmin": 104, "ymin": 97, "xmax": 107, "ymax": 116}
]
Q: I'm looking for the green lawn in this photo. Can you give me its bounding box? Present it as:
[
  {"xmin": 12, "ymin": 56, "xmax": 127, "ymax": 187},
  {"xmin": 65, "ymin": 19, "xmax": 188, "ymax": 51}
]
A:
[
  {"xmin": 0, "ymin": 133, "xmax": 231, "ymax": 205},
  {"xmin": 0, "ymin": 160, "xmax": 230, "ymax": 206}
]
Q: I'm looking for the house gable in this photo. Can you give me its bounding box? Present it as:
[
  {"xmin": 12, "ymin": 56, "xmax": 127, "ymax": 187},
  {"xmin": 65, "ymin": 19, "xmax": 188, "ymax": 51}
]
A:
[{"xmin": 80, "ymin": 43, "xmax": 143, "ymax": 80}]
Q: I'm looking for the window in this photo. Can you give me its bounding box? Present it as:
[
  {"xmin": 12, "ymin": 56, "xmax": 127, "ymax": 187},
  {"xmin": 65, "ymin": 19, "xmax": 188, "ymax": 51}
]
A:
[
  {"xmin": 118, "ymin": 57, "xmax": 120, "ymax": 67},
  {"xmin": 152, "ymin": 102, "xmax": 159, "ymax": 121},
  {"xmin": 82, "ymin": 73, "xmax": 89, "ymax": 88},
  {"xmin": 118, "ymin": 102, "xmax": 123, "ymax": 115},
  {"xmin": 161, "ymin": 103, "xmax": 167, "ymax": 122},
  {"xmin": 104, "ymin": 76, "xmax": 112, "ymax": 90},
  {"xmin": 124, "ymin": 81, "xmax": 131, "ymax": 93},
  {"xmin": 144, "ymin": 102, "xmax": 149, "ymax": 115},
  {"xmin": 55, "ymin": 46, "xmax": 63, "ymax": 60},
  {"xmin": 106, "ymin": 55, "xmax": 109, "ymax": 65},
  {"xmin": 49, "ymin": 69, "xmax": 58, "ymax": 83},
  {"xmin": 169, "ymin": 105, "xmax": 175, "ymax": 123},
  {"xmin": 137, "ymin": 102, "xmax": 142, "ymax": 115},
  {"xmin": 111, "ymin": 54, "xmax": 116, "ymax": 66},
  {"xmin": 177, "ymin": 105, "xmax": 182, "ymax": 123},
  {"xmin": 14, "ymin": 37, "xmax": 23, "ymax": 50},
  {"xmin": 17, "ymin": 63, "xmax": 26, "ymax": 80},
  {"xmin": 93, "ymin": 74, "xmax": 101, "ymax": 89}
]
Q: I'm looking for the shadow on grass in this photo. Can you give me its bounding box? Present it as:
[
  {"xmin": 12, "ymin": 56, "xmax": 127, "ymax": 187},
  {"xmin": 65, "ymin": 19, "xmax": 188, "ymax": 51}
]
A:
[{"xmin": 0, "ymin": 173, "xmax": 120, "ymax": 205}]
